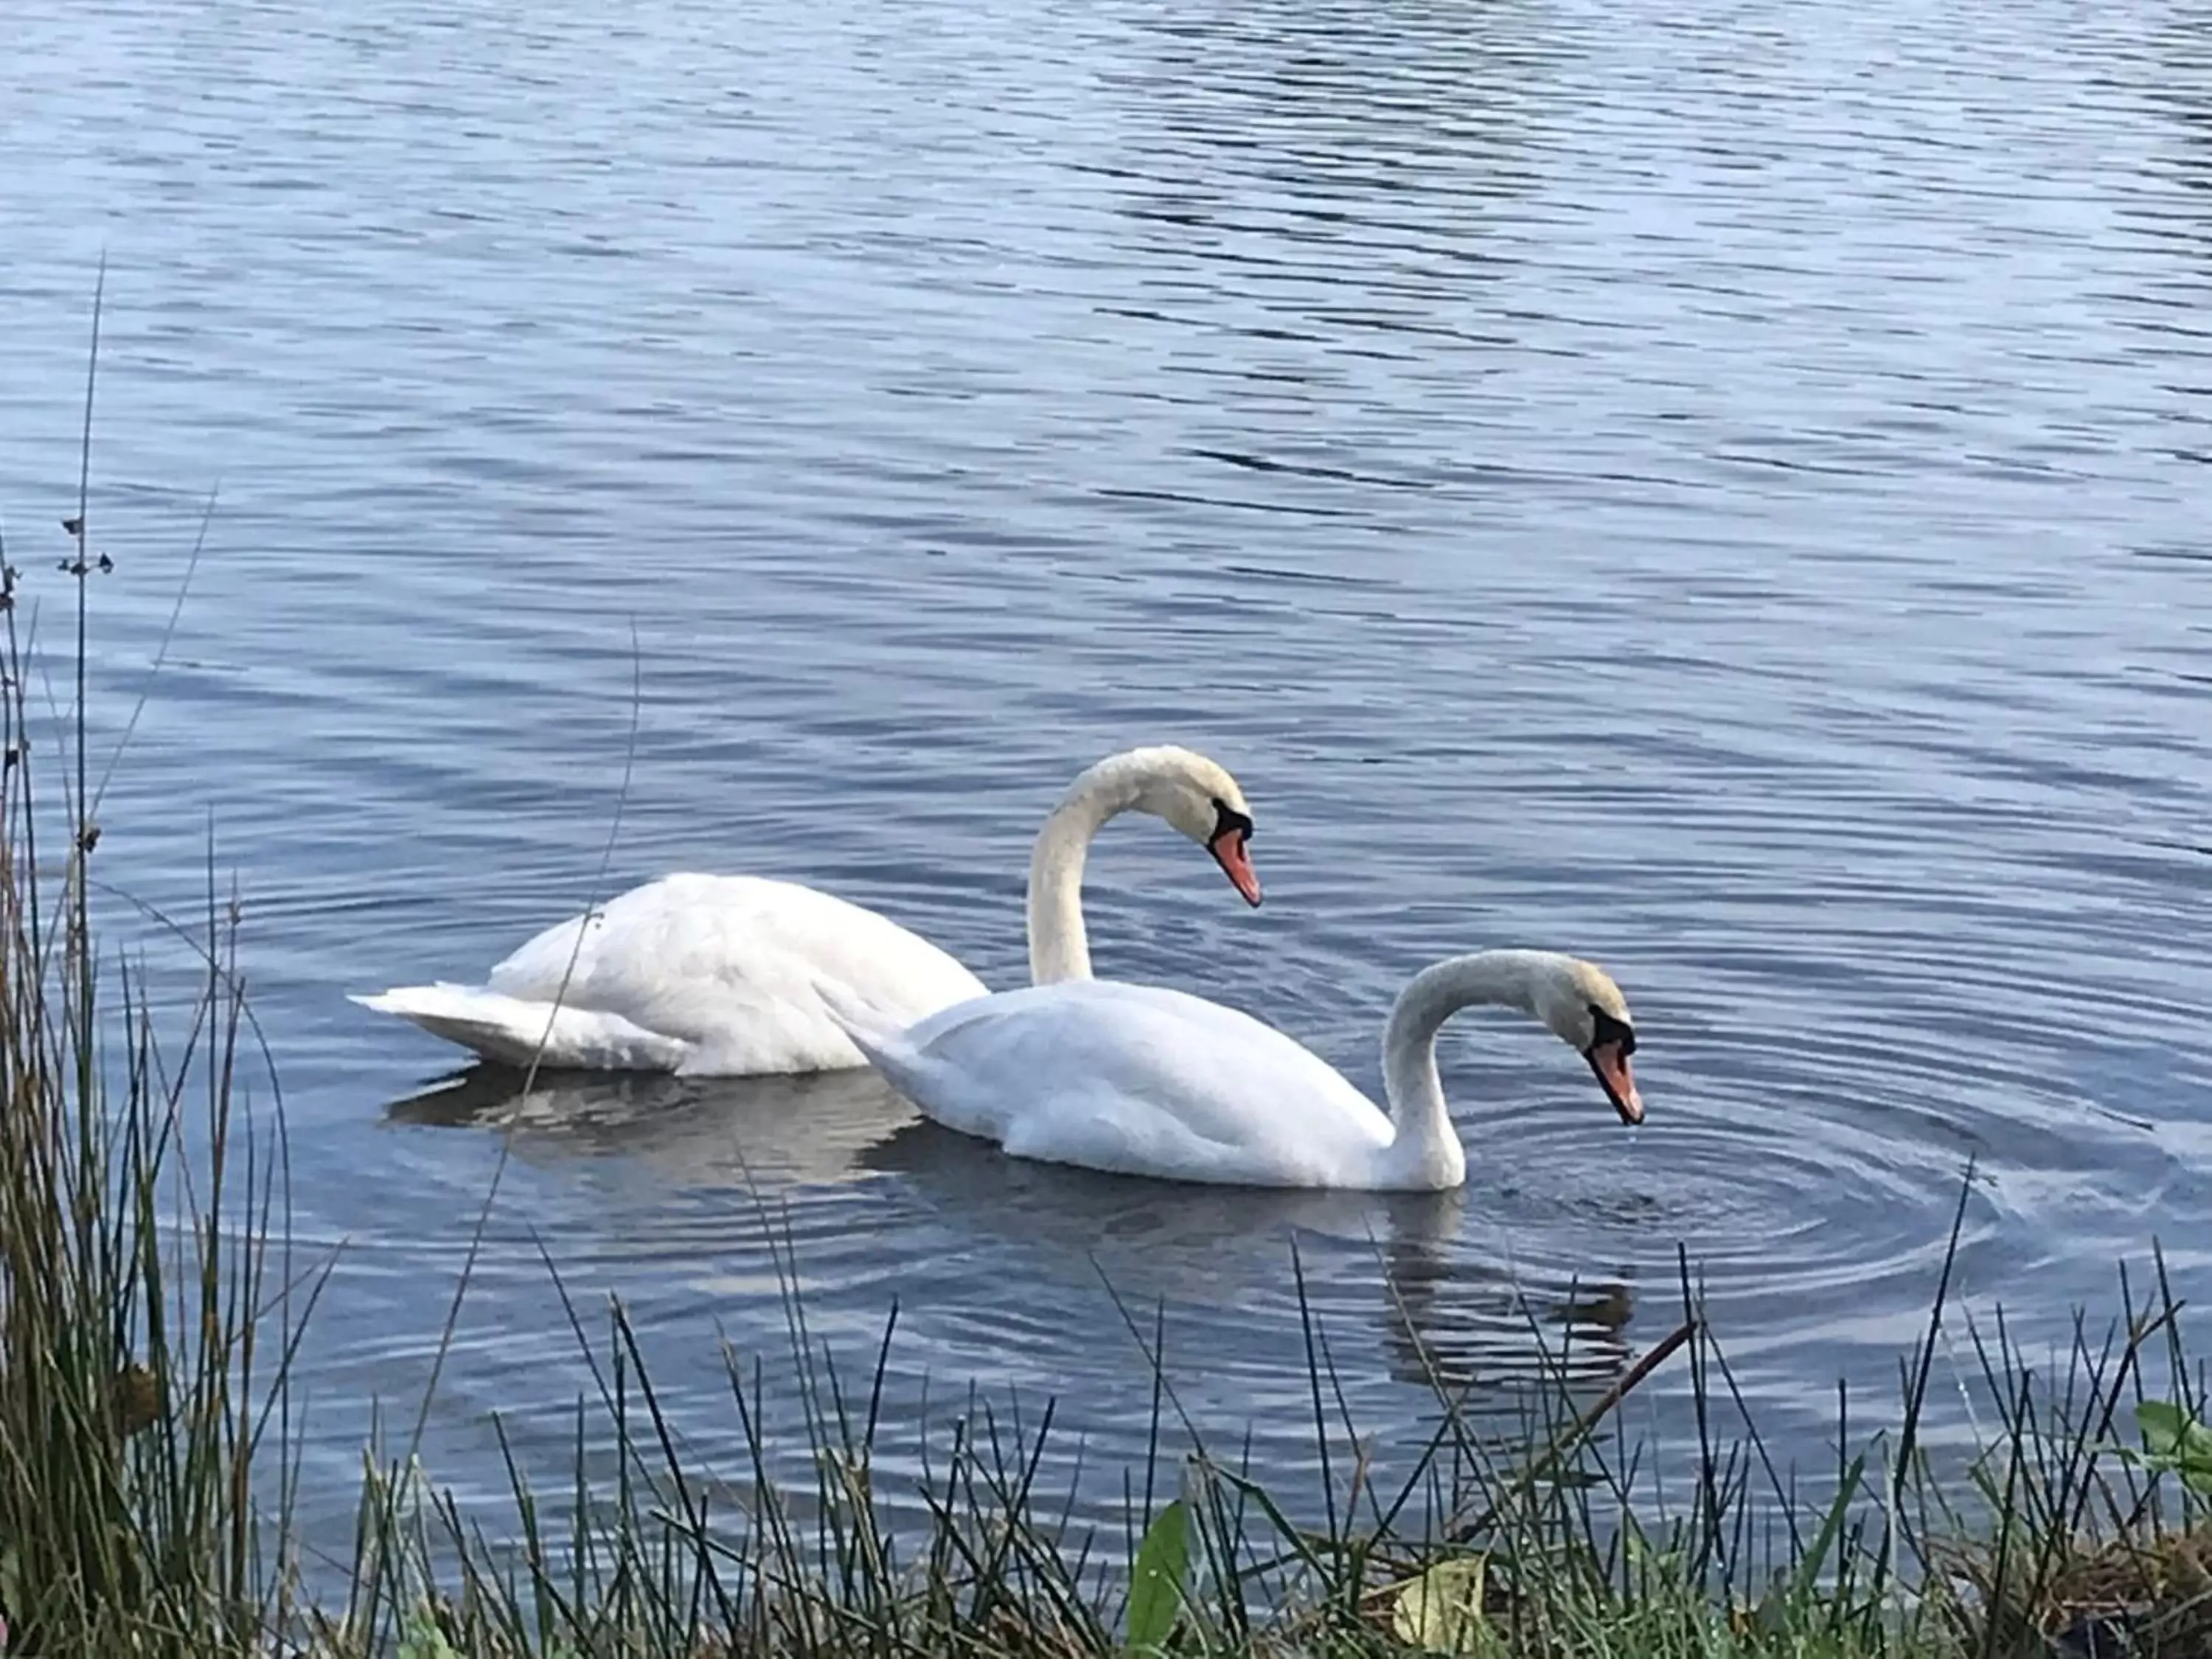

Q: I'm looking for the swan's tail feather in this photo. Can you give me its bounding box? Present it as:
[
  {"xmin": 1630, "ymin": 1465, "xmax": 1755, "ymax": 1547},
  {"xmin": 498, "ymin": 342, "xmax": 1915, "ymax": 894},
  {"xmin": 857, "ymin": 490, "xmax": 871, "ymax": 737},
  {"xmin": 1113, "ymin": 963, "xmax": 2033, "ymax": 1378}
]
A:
[
  {"xmin": 352, "ymin": 984, "xmax": 686, "ymax": 1072},
  {"xmin": 812, "ymin": 977, "xmax": 941, "ymax": 1096},
  {"xmin": 811, "ymin": 976, "xmax": 902, "ymax": 1053}
]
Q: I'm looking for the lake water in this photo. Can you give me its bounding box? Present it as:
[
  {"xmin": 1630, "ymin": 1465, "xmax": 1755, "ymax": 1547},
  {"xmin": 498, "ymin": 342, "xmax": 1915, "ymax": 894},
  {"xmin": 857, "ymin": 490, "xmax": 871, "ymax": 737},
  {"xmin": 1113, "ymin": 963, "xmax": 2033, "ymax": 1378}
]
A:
[{"xmin": 1, "ymin": 0, "xmax": 2208, "ymax": 1556}]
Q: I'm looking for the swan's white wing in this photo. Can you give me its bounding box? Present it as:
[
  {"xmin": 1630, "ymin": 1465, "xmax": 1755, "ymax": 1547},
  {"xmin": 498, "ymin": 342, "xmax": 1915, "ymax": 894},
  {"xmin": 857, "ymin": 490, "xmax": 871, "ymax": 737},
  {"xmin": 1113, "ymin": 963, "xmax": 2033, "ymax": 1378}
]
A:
[
  {"xmin": 369, "ymin": 874, "xmax": 987, "ymax": 1076},
  {"xmin": 347, "ymin": 986, "xmax": 689, "ymax": 1071},
  {"xmin": 868, "ymin": 980, "xmax": 1396, "ymax": 1189}
]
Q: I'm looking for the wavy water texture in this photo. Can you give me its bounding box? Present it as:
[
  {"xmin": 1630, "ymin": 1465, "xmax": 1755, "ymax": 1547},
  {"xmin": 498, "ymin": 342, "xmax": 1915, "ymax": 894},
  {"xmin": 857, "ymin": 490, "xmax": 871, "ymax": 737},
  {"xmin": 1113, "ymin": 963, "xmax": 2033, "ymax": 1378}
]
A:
[{"xmin": 0, "ymin": 0, "xmax": 2206, "ymax": 1550}]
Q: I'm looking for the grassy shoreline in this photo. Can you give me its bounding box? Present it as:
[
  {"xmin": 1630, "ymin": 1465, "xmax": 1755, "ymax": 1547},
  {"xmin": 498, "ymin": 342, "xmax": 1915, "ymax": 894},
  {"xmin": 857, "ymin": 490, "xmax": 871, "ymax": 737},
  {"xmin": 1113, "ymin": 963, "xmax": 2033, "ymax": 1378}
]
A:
[
  {"xmin": 12, "ymin": 796, "xmax": 2212, "ymax": 1659},
  {"xmin": 6, "ymin": 342, "xmax": 2210, "ymax": 1657}
]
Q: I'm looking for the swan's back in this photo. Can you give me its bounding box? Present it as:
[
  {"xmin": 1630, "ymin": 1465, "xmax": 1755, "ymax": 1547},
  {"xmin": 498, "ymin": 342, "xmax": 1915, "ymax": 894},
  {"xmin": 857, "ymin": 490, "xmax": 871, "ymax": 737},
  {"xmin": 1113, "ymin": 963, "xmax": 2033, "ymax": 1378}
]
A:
[
  {"xmin": 870, "ymin": 979, "xmax": 1396, "ymax": 1188},
  {"xmin": 478, "ymin": 873, "xmax": 987, "ymax": 1072}
]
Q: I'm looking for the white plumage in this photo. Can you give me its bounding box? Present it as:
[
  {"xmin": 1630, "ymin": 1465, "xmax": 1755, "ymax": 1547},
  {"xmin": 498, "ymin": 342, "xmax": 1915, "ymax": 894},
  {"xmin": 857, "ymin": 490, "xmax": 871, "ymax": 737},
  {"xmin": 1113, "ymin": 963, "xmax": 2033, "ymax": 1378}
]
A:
[
  {"xmin": 826, "ymin": 952, "xmax": 1644, "ymax": 1191},
  {"xmin": 352, "ymin": 745, "xmax": 1262, "ymax": 1077}
]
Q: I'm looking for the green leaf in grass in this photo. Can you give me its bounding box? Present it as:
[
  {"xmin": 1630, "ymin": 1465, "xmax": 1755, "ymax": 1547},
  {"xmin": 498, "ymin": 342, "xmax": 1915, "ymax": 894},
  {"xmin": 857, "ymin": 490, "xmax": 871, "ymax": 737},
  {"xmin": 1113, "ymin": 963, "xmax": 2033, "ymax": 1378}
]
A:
[
  {"xmin": 2134, "ymin": 1400, "xmax": 2212, "ymax": 1495},
  {"xmin": 1125, "ymin": 1497, "xmax": 1189, "ymax": 1653}
]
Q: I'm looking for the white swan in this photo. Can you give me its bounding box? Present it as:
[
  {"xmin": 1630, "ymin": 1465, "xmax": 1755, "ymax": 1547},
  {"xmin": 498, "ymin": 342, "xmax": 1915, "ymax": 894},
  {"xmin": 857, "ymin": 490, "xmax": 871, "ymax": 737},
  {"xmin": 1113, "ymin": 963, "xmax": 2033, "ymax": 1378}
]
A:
[
  {"xmin": 825, "ymin": 950, "xmax": 1642, "ymax": 1191},
  {"xmin": 351, "ymin": 746, "xmax": 1262, "ymax": 1076}
]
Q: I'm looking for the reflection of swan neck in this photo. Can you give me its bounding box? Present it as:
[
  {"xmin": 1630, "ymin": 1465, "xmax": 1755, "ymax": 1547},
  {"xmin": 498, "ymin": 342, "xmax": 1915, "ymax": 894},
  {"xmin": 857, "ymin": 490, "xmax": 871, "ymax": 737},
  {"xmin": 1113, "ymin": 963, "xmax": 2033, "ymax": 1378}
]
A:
[
  {"xmin": 1380, "ymin": 953, "xmax": 1545, "ymax": 1189},
  {"xmin": 1026, "ymin": 762, "xmax": 1135, "ymax": 985}
]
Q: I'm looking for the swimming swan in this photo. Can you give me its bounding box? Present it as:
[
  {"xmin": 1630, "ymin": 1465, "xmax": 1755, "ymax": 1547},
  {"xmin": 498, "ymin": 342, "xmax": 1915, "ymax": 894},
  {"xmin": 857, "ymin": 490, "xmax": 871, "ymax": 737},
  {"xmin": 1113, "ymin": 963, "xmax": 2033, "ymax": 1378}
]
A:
[
  {"xmin": 352, "ymin": 746, "xmax": 1262, "ymax": 1076},
  {"xmin": 826, "ymin": 950, "xmax": 1642, "ymax": 1190}
]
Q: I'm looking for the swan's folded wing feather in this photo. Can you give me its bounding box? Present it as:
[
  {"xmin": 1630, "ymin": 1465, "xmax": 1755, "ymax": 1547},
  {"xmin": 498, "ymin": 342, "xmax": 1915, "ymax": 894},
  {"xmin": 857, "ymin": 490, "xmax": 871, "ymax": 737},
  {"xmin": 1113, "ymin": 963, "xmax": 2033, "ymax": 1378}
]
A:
[
  {"xmin": 479, "ymin": 874, "xmax": 987, "ymax": 1070},
  {"xmin": 900, "ymin": 981, "xmax": 1396, "ymax": 1184},
  {"xmin": 998, "ymin": 1085, "xmax": 1348, "ymax": 1186},
  {"xmin": 349, "ymin": 986, "xmax": 689, "ymax": 1071}
]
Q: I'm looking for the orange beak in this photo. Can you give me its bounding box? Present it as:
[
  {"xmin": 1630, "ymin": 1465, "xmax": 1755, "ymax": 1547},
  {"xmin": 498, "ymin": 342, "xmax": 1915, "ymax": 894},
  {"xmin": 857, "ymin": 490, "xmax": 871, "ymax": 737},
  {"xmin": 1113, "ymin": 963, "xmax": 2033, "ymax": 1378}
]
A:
[
  {"xmin": 1209, "ymin": 827, "xmax": 1262, "ymax": 907},
  {"xmin": 1586, "ymin": 1040, "xmax": 1643, "ymax": 1125}
]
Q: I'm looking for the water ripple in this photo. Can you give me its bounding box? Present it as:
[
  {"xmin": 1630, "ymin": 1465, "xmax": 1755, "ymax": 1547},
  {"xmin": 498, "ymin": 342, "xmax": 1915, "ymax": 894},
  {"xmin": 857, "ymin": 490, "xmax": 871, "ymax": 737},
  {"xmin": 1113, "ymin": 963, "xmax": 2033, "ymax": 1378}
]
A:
[{"xmin": 0, "ymin": 0, "xmax": 2206, "ymax": 1557}]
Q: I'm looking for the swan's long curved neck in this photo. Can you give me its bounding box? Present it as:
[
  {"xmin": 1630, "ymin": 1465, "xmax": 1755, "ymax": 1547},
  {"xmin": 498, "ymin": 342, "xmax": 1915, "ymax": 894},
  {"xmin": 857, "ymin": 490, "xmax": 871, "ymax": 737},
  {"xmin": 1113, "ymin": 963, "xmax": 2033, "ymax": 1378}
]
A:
[
  {"xmin": 1377, "ymin": 952, "xmax": 1552, "ymax": 1189},
  {"xmin": 1026, "ymin": 762, "xmax": 1145, "ymax": 984}
]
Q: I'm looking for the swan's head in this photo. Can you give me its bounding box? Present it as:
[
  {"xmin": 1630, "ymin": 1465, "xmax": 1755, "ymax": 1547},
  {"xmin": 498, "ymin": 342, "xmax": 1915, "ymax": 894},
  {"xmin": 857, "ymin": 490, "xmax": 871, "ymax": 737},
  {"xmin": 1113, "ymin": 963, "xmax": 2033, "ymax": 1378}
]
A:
[
  {"xmin": 1534, "ymin": 956, "xmax": 1642, "ymax": 1126},
  {"xmin": 1108, "ymin": 745, "xmax": 1262, "ymax": 907}
]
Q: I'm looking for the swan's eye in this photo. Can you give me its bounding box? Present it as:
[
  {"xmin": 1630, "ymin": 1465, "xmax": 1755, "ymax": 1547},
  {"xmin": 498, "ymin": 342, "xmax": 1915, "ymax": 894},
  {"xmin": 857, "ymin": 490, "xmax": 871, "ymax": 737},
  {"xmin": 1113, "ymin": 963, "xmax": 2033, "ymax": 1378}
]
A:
[
  {"xmin": 1210, "ymin": 799, "xmax": 1253, "ymax": 844},
  {"xmin": 1588, "ymin": 1004, "xmax": 1635, "ymax": 1057}
]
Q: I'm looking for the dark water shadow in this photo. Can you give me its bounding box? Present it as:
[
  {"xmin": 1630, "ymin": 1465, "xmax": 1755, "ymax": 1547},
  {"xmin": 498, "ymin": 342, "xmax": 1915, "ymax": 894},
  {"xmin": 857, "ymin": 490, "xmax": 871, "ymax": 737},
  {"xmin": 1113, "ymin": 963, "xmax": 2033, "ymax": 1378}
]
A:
[
  {"xmin": 386, "ymin": 1065, "xmax": 1638, "ymax": 1399},
  {"xmin": 860, "ymin": 1115, "xmax": 1640, "ymax": 1398},
  {"xmin": 381, "ymin": 1062, "xmax": 916, "ymax": 1188}
]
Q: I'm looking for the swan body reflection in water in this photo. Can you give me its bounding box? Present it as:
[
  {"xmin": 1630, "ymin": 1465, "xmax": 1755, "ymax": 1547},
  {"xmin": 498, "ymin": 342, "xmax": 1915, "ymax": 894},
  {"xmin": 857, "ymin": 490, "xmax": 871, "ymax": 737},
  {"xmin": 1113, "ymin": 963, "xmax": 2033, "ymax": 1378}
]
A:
[{"xmin": 383, "ymin": 1064, "xmax": 1641, "ymax": 1412}]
